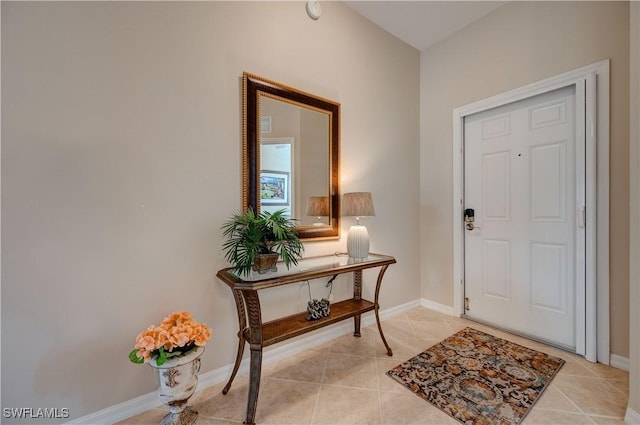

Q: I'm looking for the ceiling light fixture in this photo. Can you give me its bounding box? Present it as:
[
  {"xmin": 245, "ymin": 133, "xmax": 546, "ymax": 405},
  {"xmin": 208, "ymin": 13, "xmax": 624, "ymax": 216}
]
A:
[{"xmin": 306, "ymin": 1, "xmax": 321, "ymax": 20}]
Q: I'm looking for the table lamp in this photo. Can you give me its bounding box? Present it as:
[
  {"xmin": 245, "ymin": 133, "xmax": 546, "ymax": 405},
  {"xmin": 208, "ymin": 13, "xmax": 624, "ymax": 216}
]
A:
[
  {"xmin": 342, "ymin": 192, "xmax": 375, "ymax": 259},
  {"xmin": 306, "ymin": 196, "xmax": 329, "ymax": 226}
]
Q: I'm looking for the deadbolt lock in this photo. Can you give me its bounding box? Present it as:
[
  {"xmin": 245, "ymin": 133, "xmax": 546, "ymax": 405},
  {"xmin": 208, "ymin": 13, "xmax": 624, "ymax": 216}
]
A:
[{"xmin": 464, "ymin": 208, "xmax": 476, "ymax": 231}]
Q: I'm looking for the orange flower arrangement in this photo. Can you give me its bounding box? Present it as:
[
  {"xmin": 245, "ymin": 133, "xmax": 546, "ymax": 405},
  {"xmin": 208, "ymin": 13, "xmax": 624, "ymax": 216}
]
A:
[{"xmin": 129, "ymin": 311, "xmax": 212, "ymax": 366}]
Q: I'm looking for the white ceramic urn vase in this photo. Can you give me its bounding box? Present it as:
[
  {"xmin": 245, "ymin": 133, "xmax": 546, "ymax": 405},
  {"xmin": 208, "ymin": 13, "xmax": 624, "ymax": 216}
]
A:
[{"xmin": 149, "ymin": 346, "xmax": 204, "ymax": 425}]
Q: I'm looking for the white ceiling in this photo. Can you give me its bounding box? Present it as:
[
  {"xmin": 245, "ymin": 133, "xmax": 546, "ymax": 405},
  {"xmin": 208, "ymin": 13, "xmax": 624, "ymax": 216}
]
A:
[{"xmin": 344, "ymin": 1, "xmax": 506, "ymax": 51}]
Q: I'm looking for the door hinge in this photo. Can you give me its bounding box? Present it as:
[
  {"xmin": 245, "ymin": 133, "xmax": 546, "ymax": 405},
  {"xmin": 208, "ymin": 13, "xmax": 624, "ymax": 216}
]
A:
[
  {"xmin": 464, "ymin": 297, "xmax": 470, "ymax": 311},
  {"xmin": 578, "ymin": 204, "xmax": 586, "ymax": 228}
]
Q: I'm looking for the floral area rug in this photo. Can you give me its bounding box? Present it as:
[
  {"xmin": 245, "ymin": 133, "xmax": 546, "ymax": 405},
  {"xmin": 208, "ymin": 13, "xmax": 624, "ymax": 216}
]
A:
[{"xmin": 386, "ymin": 327, "xmax": 565, "ymax": 425}]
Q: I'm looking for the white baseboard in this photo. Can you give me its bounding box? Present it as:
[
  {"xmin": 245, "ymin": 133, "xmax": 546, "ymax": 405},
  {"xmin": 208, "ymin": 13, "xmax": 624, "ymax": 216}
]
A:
[
  {"xmin": 64, "ymin": 392, "xmax": 162, "ymax": 425},
  {"xmin": 377, "ymin": 298, "xmax": 423, "ymax": 321},
  {"xmin": 610, "ymin": 353, "xmax": 630, "ymax": 371},
  {"xmin": 420, "ymin": 298, "xmax": 456, "ymax": 316},
  {"xmin": 625, "ymin": 407, "xmax": 640, "ymax": 425},
  {"xmin": 66, "ymin": 299, "xmax": 420, "ymax": 425}
]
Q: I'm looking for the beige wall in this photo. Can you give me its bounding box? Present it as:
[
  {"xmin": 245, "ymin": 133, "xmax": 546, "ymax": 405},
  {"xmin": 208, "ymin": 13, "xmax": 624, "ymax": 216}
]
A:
[
  {"xmin": 1, "ymin": 2, "xmax": 420, "ymax": 421},
  {"xmin": 628, "ymin": 0, "xmax": 639, "ymax": 417},
  {"xmin": 420, "ymin": 1, "xmax": 630, "ymax": 357}
]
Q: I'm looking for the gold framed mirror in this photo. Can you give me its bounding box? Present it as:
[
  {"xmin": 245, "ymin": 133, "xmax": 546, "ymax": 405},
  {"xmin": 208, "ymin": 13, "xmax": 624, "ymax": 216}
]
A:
[{"xmin": 242, "ymin": 72, "xmax": 340, "ymax": 240}]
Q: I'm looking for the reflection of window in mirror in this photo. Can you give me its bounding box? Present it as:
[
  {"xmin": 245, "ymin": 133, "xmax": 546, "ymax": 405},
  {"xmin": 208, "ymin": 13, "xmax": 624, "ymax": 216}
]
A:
[{"xmin": 260, "ymin": 97, "xmax": 330, "ymax": 226}]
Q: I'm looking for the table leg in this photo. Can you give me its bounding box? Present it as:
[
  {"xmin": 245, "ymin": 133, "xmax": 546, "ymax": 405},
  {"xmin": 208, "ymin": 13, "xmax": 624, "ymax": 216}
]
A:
[
  {"xmin": 242, "ymin": 290, "xmax": 263, "ymax": 425},
  {"xmin": 374, "ymin": 265, "xmax": 393, "ymax": 356},
  {"xmin": 353, "ymin": 270, "xmax": 362, "ymax": 337},
  {"xmin": 223, "ymin": 289, "xmax": 246, "ymax": 395},
  {"xmin": 244, "ymin": 348, "xmax": 262, "ymax": 425}
]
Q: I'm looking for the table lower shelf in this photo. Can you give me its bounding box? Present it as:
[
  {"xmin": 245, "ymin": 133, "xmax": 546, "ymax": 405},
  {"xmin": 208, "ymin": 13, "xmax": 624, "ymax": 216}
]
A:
[{"xmin": 245, "ymin": 298, "xmax": 376, "ymax": 347}]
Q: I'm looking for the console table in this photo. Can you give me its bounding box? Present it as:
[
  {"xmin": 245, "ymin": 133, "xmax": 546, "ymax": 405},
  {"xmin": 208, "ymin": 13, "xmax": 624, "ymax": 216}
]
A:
[{"xmin": 216, "ymin": 253, "xmax": 396, "ymax": 424}]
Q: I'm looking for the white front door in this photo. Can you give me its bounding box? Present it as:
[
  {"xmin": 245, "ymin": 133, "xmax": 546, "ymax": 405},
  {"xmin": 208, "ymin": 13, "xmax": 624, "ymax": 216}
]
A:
[{"xmin": 463, "ymin": 85, "xmax": 584, "ymax": 351}]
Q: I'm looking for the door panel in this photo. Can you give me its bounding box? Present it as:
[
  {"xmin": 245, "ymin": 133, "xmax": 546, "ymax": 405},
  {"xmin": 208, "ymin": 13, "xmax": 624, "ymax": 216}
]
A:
[
  {"xmin": 464, "ymin": 85, "xmax": 582, "ymax": 350},
  {"xmin": 483, "ymin": 239, "xmax": 510, "ymax": 300},
  {"xmin": 530, "ymin": 142, "xmax": 566, "ymax": 220},
  {"xmin": 483, "ymin": 152, "xmax": 510, "ymax": 219},
  {"xmin": 530, "ymin": 242, "xmax": 567, "ymax": 313}
]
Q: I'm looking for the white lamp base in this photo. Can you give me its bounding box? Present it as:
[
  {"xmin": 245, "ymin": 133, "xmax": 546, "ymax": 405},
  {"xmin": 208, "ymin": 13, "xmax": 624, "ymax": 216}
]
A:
[{"xmin": 347, "ymin": 225, "xmax": 370, "ymax": 259}]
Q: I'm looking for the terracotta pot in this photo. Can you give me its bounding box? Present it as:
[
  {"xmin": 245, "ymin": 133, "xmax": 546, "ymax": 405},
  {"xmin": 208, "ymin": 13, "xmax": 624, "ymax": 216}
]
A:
[{"xmin": 252, "ymin": 252, "xmax": 279, "ymax": 274}]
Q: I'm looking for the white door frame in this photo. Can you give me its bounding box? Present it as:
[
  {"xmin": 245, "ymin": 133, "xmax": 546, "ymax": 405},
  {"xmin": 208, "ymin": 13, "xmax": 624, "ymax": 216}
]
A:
[{"xmin": 452, "ymin": 60, "xmax": 610, "ymax": 363}]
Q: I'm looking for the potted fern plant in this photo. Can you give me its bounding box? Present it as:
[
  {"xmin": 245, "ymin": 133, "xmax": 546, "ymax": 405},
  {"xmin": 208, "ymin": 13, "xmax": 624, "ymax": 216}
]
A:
[{"xmin": 221, "ymin": 208, "xmax": 304, "ymax": 276}]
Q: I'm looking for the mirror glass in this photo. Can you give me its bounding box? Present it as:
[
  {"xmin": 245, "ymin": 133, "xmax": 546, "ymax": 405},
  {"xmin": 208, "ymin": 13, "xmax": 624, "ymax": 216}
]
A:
[{"xmin": 243, "ymin": 73, "xmax": 340, "ymax": 240}]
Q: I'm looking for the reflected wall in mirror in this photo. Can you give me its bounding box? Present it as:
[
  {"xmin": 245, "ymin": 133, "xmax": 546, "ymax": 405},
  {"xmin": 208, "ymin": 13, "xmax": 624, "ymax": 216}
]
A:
[{"xmin": 243, "ymin": 72, "xmax": 340, "ymax": 240}]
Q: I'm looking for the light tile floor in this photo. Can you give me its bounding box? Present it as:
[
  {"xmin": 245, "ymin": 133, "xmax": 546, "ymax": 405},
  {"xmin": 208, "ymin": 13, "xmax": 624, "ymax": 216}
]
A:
[{"xmin": 119, "ymin": 307, "xmax": 629, "ymax": 424}]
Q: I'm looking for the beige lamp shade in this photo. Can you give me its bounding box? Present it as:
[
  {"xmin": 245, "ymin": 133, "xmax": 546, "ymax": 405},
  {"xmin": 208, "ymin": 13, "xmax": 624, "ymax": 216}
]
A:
[
  {"xmin": 305, "ymin": 196, "xmax": 330, "ymax": 217},
  {"xmin": 343, "ymin": 192, "xmax": 375, "ymax": 259},
  {"xmin": 342, "ymin": 192, "xmax": 375, "ymax": 217}
]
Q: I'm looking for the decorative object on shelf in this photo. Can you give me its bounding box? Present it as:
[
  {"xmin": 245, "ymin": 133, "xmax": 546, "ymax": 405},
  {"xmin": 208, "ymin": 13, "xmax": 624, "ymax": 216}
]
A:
[
  {"xmin": 342, "ymin": 192, "xmax": 375, "ymax": 259},
  {"xmin": 221, "ymin": 208, "xmax": 304, "ymax": 276},
  {"xmin": 305, "ymin": 275, "xmax": 335, "ymax": 320},
  {"xmin": 306, "ymin": 297, "xmax": 330, "ymax": 320},
  {"xmin": 306, "ymin": 196, "xmax": 330, "ymax": 226},
  {"xmin": 251, "ymin": 252, "xmax": 279, "ymax": 274},
  {"xmin": 128, "ymin": 311, "xmax": 212, "ymax": 425}
]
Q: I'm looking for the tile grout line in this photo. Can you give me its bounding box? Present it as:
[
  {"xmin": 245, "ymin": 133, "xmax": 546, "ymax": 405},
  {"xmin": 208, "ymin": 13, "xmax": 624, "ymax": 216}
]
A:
[
  {"xmin": 405, "ymin": 313, "xmax": 419, "ymax": 340},
  {"xmin": 602, "ymin": 377, "xmax": 631, "ymax": 397},
  {"xmin": 375, "ymin": 350, "xmax": 385, "ymax": 425},
  {"xmin": 550, "ymin": 382, "xmax": 590, "ymax": 417},
  {"xmin": 555, "ymin": 373, "xmax": 629, "ymax": 419},
  {"xmin": 309, "ymin": 350, "xmax": 331, "ymax": 425}
]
